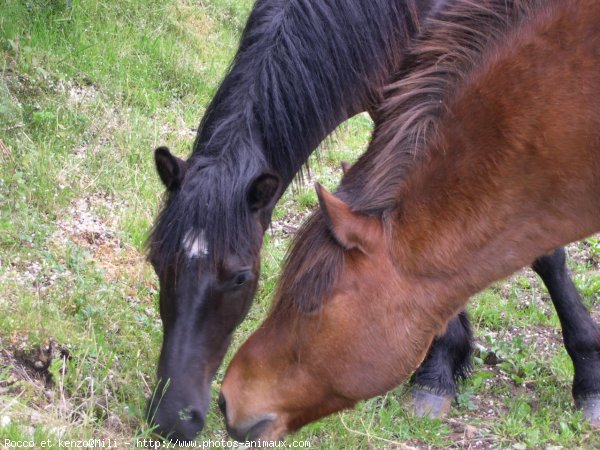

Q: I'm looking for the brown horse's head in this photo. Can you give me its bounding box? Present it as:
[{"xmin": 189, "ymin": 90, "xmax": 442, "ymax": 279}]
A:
[
  {"xmin": 221, "ymin": 0, "xmax": 600, "ymax": 441},
  {"xmin": 219, "ymin": 184, "xmax": 446, "ymax": 441}
]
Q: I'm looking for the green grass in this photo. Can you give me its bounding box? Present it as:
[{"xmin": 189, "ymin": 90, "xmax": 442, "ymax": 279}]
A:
[{"xmin": 1, "ymin": 0, "xmax": 600, "ymax": 448}]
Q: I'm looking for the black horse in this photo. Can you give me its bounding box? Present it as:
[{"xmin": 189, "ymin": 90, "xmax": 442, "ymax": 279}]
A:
[{"xmin": 146, "ymin": 0, "xmax": 600, "ymax": 440}]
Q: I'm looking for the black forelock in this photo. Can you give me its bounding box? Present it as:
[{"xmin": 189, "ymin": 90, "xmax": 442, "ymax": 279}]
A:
[{"xmin": 147, "ymin": 154, "xmax": 264, "ymax": 275}]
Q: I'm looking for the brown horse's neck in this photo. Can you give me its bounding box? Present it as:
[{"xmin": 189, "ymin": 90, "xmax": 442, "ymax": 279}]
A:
[{"xmin": 392, "ymin": 0, "xmax": 600, "ymax": 315}]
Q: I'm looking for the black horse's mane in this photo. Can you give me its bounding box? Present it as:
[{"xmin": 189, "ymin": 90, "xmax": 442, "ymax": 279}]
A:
[
  {"xmin": 148, "ymin": 0, "xmax": 425, "ymax": 271},
  {"xmin": 193, "ymin": 0, "xmax": 424, "ymax": 181},
  {"xmin": 273, "ymin": 0, "xmax": 551, "ymax": 316}
]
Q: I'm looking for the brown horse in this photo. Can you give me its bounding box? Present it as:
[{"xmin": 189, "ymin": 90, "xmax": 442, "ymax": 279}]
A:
[{"xmin": 219, "ymin": 0, "xmax": 600, "ymax": 441}]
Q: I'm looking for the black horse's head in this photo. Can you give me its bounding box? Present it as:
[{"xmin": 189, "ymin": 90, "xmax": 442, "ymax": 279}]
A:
[{"xmin": 146, "ymin": 147, "xmax": 280, "ymax": 440}]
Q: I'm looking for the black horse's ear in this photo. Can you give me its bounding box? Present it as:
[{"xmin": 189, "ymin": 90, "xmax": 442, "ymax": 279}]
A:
[
  {"xmin": 247, "ymin": 173, "xmax": 281, "ymax": 212},
  {"xmin": 155, "ymin": 146, "xmax": 186, "ymax": 191}
]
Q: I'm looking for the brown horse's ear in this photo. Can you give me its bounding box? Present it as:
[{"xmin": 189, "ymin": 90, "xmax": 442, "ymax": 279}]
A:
[
  {"xmin": 155, "ymin": 147, "xmax": 186, "ymax": 191},
  {"xmin": 340, "ymin": 161, "xmax": 352, "ymax": 175},
  {"xmin": 315, "ymin": 183, "xmax": 375, "ymax": 253},
  {"xmin": 247, "ymin": 173, "xmax": 281, "ymax": 212}
]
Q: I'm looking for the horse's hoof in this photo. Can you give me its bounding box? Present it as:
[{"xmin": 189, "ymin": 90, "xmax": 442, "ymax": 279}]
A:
[
  {"xmin": 411, "ymin": 388, "xmax": 452, "ymax": 419},
  {"xmin": 576, "ymin": 396, "xmax": 600, "ymax": 428}
]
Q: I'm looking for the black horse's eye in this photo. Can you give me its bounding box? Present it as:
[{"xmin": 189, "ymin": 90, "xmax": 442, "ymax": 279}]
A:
[{"xmin": 231, "ymin": 271, "xmax": 253, "ymax": 288}]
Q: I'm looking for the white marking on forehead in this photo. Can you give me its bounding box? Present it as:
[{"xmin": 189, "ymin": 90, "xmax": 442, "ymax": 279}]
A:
[{"xmin": 182, "ymin": 229, "xmax": 208, "ymax": 258}]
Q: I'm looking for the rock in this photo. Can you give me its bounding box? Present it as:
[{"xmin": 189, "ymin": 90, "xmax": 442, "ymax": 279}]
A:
[{"xmin": 463, "ymin": 424, "xmax": 477, "ymax": 440}]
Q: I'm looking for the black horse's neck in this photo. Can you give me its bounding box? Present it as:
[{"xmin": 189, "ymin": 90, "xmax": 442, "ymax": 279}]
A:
[{"xmin": 192, "ymin": 0, "xmax": 432, "ymax": 186}]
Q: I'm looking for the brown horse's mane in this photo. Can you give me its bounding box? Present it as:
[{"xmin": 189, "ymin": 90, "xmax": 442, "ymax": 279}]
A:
[{"xmin": 272, "ymin": 0, "xmax": 553, "ymax": 316}]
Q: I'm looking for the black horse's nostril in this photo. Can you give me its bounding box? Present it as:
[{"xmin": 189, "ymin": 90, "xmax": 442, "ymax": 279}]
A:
[
  {"xmin": 188, "ymin": 408, "xmax": 203, "ymax": 424},
  {"xmin": 147, "ymin": 396, "xmax": 206, "ymax": 441},
  {"xmin": 156, "ymin": 408, "xmax": 205, "ymax": 441},
  {"xmin": 218, "ymin": 392, "xmax": 227, "ymax": 417}
]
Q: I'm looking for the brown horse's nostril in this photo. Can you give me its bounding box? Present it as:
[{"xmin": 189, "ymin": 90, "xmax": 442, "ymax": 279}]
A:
[
  {"xmin": 236, "ymin": 417, "xmax": 275, "ymax": 442},
  {"xmin": 219, "ymin": 391, "xmax": 278, "ymax": 441},
  {"xmin": 218, "ymin": 392, "xmax": 227, "ymax": 418}
]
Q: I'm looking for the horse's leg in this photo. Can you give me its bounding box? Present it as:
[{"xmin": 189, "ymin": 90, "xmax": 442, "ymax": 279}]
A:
[
  {"xmin": 410, "ymin": 310, "xmax": 472, "ymax": 418},
  {"xmin": 531, "ymin": 247, "xmax": 600, "ymax": 427},
  {"xmin": 411, "ymin": 247, "xmax": 600, "ymax": 423}
]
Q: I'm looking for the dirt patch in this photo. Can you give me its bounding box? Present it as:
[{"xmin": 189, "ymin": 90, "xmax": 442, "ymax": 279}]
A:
[
  {"xmin": 66, "ymin": 82, "xmax": 99, "ymax": 107},
  {"xmin": 0, "ymin": 339, "xmax": 118, "ymax": 435},
  {"xmin": 526, "ymin": 325, "xmax": 563, "ymax": 351},
  {"xmin": 1, "ymin": 337, "xmax": 70, "ymax": 392},
  {"xmin": 271, "ymin": 199, "xmax": 313, "ymax": 238},
  {"xmin": 270, "ymin": 173, "xmax": 329, "ymax": 239},
  {"xmin": 567, "ymin": 239, "xmax": 600, "ymax": 270},
  {"xmin": 444, "ymin": 420, "xmax": 496, "ymax": 449},
  {"xmin": 13, "ymin": 341, "xmax": 70, "ymax": 388},
  {"xmin": 52, "ymin": 193, "xmax": 145, "ymax": 282},
  {"xmin": 4, "ymin": 70, "xmax": 59, "ymax": 102}
]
